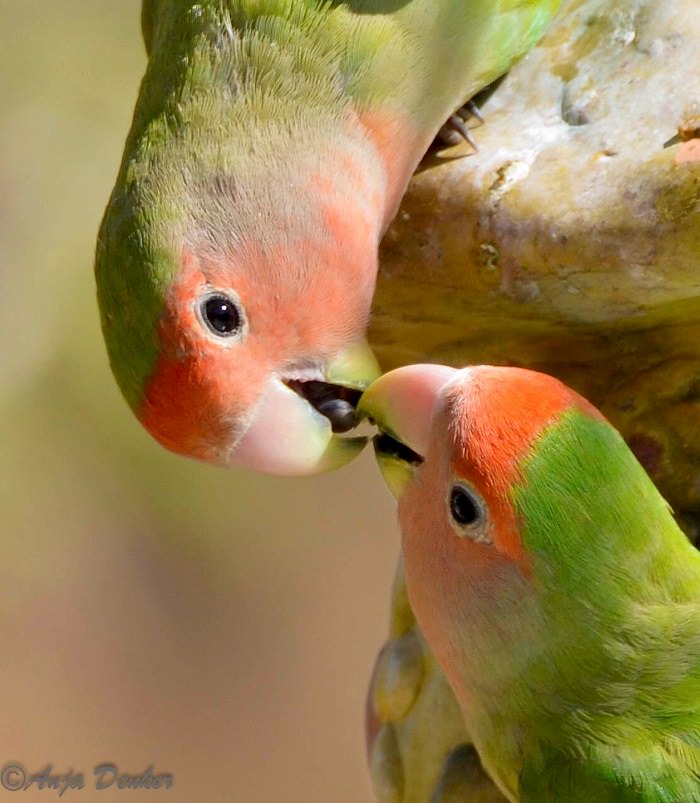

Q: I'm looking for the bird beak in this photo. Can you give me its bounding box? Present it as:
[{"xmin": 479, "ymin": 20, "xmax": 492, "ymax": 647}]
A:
[
  {"xmin": 357, "ymin": 364, "xmax": 457, "ymax": 498},
  {"xmin": 231, "ymin": 340, "xmax": 380, "ymax": 475}
]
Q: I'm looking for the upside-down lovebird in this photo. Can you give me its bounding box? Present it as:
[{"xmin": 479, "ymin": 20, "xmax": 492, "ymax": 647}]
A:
[
  {"xmin": 95, "ymin": 0, "xmax": 559, "ymax": 475},
  {"xmin": 360, "ymin": 364, "xmax": 700, "ymax": 801}
]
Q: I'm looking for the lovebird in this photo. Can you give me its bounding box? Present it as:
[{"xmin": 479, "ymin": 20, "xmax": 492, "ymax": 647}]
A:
[
  {"xmin": 95, "ymin": 0, "xmax": 559, "ymax": 475},
  {"xmin": 360, "ymin": 363, "xmax": 700, "ymax": 801}
]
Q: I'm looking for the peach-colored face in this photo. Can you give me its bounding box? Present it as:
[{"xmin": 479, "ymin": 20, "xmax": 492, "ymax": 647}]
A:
[
  {"xmin": 390, "ymin": 367, "xmax": 604, "ymax": 698},
  {"xmin": 133, "ymin": 120, "xmax": 394, "ymax": 474},
  {"xmin": 139, "ymin": 228, "xmax": 378, "ymax": 466},
  {"xmin": 400, "ymin": 369, "xmax": 587, "ymax": 556}
]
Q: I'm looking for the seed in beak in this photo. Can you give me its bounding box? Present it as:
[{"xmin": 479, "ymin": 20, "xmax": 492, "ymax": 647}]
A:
[
  {"xmin": 286, "ymin": 380, "xmax": 362, "ymax": 434},
  {"xmin": 315, "ymin": 398, "xmax": 357, "ymax": 433}
]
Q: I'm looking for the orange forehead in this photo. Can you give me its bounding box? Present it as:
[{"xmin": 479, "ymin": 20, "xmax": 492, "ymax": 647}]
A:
[{"xmin": 442, "ymin": 367, "xmax": 603, "ymax": 567}]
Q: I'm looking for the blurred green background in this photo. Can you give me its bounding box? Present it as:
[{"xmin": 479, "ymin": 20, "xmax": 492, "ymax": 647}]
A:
[{"xmin": 0, "ymin": 3, "xmax": 398, "ymax": 800}]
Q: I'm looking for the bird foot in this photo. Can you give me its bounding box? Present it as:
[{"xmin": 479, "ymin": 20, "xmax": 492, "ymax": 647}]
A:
[{"xmin": 436, "ymin": 101, "xmax": 484, "ymax": 151}]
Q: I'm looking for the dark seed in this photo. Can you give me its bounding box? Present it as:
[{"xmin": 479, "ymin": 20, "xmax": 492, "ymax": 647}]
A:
[
  {"xmin": 286, "ymin": 380, "xmax": 362, "ymax": 433},
  {"xmin": 316, "ymin": 398, "xmax": 357, "ymax": 433}
]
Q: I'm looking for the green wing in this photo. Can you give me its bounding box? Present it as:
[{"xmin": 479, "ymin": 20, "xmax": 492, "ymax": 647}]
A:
[{"xmin": 520, "ymin": 744, "xmax": 700, "ymax": 803}]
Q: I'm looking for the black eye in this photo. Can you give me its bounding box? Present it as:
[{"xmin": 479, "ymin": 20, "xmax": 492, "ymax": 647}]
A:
[
  {"xmin": 449, "ymin": 484, "xmax": 481, "ymax": 526},
  {"xmin": 201, "ymin": 294, "xmax": 242, "ymax": 337}
]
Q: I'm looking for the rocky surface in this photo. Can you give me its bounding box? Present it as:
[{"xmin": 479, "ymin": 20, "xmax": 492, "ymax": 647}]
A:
[
  {"xmin": 367, "ymin": 0, "xmax": 700, "ymax": 799},
  {"xmin": 371, "ymin": 0, "xmax": 700, "ymax": 515}
]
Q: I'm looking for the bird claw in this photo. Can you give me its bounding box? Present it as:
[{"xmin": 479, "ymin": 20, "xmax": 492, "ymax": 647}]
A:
[{"xmin": 437, "ymin": 101, "xmax": 485, "ymax": 152}]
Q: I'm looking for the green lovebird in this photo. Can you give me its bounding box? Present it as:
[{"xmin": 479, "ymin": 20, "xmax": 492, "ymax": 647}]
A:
[
  {"xmin": 95, "ymin": 0, "xmax": 559, "ymax": 475},
  {"xmin": 360, "ymin": 364, "xmax": 700, "ymax": 801}
]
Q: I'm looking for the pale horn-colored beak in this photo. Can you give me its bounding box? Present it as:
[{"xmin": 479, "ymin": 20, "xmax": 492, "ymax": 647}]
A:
[
  {"xmin": 232, "ymin": 340, "xmax": 380, "ymax": 475},
  {"xmin": 358, "ymin": 364, "xmax": 457, "ymax": 497}
]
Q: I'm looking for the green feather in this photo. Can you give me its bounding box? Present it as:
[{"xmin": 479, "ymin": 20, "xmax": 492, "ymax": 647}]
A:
[
  {"xmin": 96, "ymin": 0, "xmax": 559, "ymax": 410},
  {"xmin": 520, "ymin": 741, "xmax": 700, "ymax": 802},
  {"xmin": 504, "ymin": 411, "xmax": 700, "ymax": 799}
]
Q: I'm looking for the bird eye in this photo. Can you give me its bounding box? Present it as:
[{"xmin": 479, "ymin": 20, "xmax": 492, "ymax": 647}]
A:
[
  {"xmin": 450, "ymin": 485, "xmax": 480, "ymax": 524},
  {"xmin": 200, "ymin": 293, "xmax": 244, "ymax": 338},
  {"xmin": 448, "ymin": 483, "xmax": 491, "ymax": 543}
]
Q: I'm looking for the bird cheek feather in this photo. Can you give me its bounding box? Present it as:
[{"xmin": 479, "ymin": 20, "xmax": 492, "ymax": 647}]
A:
[
  {"xmin": 483, "ymin": 496, "xmax": 531, "ymax": 577},
  {"xmin": 451, "ymin": 453, "xmax": 531, "ymax": 577}
]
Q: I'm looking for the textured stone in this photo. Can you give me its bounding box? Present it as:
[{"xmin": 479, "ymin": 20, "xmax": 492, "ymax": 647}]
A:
[
  {"xmin": 368, "ymin": 0, "xmax": 700, "ymax": 799},
  {"xmin": 370, "ymin": 0, "xmax": 700, "ymax": 514}
]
